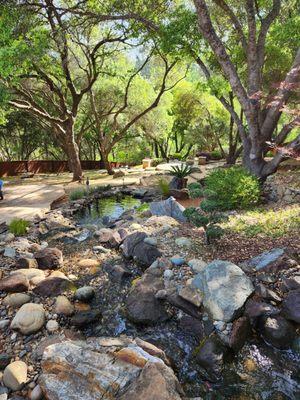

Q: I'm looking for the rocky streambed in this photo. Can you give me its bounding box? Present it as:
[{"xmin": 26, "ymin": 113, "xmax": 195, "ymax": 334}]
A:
[{"xmin": 0, "ymin": 185, "xmax": 299, "ymax": 400}]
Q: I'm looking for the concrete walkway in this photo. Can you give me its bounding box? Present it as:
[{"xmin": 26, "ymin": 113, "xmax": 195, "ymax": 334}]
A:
[{"xmin": 0, "ymin": 184, "xmax": 65, "ymax": 224}]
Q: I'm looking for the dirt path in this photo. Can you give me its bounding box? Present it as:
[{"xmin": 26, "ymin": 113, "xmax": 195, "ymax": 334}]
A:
[{"xmin": 0, "ymin": 183, "xmax": 65, "ymax": 224}]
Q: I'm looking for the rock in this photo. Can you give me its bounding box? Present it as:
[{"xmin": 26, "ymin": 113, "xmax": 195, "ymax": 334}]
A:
[
  {"xmin": 192, "ymin": 260, "xmax": 254, "ymax": 322},
  {"xmin": 258, "ymin": 315, "xmax": 296, "ymax": 349},
  {"xmin": 242, "ymin": 248, "xmax": 285, "ymax": 271},
  {"xmin": 74, "ymin": 286, "xmax": 95, "ymax": 302},
  {"xmin": 0, "ymin": 354, "xmax": 11, "ymax": 370},
  {"xmin": 46, "ymin": 320, "xmax": 59, "ymax": 333},
  {"xmin": 108, "ymin": 264, "xmax": 132, "ymax": 283},
  {"xmin": 150, "ymin": 197, "xmax": 187, "ymax": 222},
  {"xmin": 70, "ymin": 310, "xmax": 101, "ymax": 327},
  {"xmin": 163, "ymin": 269, "xmax": 174, "ymax": 281},
  {"xmin": 169, "ymin": 176, "xmax": 185, "ymax": 190},
  {"xmin": 175, "ymin": 237, "xmax": 192, "ymax": 247},
  {"xmin": 92, "ymin": 245, "xmax": 110, "ymax": 254},
  {"xmin": 34, "ymin": 247, "xmax": 63, "ymax": 270},
  {"xmin": 228, "ymin": 316, "xmax": 251, "ymax": 352},
  {"xmin": 244, "ymin": 298, "xmax": 278, "ymax": 320},
  {"xmin": 282, "ymin": 275, "xmax": 300, "ymax": 291},
  {"xmin": 30, "ymin": 384, "xmax": 43, "ymax": 400},
  {"xmin": 113, "ymin": 170, "xmax": 126, "ymax": 178},
  {"xmin": 126, "ymin": 268, "xmax": 170, "ymax": 325},
  {"xmin": 255, "ymin": 283, "xmax": 282, "ymax": 303},
  {"xmin": 0, "ymin": 320, "xmax": 10, "ymax": 330},
  {"xmin": 0, "ymin": 393, "xmax": 8, "ymax": 400},
  {"xmin": 282, "ymin": 290, "xmax": 300, "ymax": 323},
  {"xmin": 122, "ymin": 232, "xmax": 161, "ymax": 267},
  {"xmin": 144, "ymin": 237, "xmax": 158, "ymax": 246},
  {"xmin": 4, "ymin": 247, "xmax": 16, "ymax": 258},
  {"xmin": 11, "ymin": 268, "xmax": 45, "ymax": 283},
  {"xmin": 0, "ymin": 274, "xmax": 29, "ymax": 293},
  {"xmin": 166, "ymin": 288, "xmax": 202, "ymax": 319},
  {"xmin": 3, "ymin": 293, "xmax": 31, "ymax": 308},
  {"xmin": 33, "ymin": 277, "xmax": 74, "ymax": 297},
  {"xmin": 15, "ymin": 258, "xmax": 38, "ymax": 269},
  {"xmin": 3, "ymin": 361, "xmax": 27, "ymax": 391},
  {"xmin": 11, "ymin": 303, "xmax": 45, "ymax": 335},
  {"xmin": 179, "ymin": 315, "xmax": 205, "ymax": 340},
  {"xmin": 77, "ymin": 259, "xmax": 100, "ymax": 269},
  {"xmin": 132, "ymin": 188, "xmax": 148, "ymax": 198},
  {"xmin": 118, "ymin": 361, "xmax": 184, "ymax": 400},
  {"xmin": 95, "ymin": 228, "xmax": 121, "ymax": 247},
  {"xmin": 194, "ymin": 336, "xmax": 228, "ymax": 382},
  {"xmin": 55, "ymin": 296, "xmax": 74, "ymax": 316},
  {"xmin": 178, "ymin": 282, "xmax": 203, "ymax": 307},
  {"xmin": 169, "ymin": 189, "xmax": 189, "ymax": 200},
  {"xmin": 122, "ymin": 231, "xmax": 147, "ymax": 258},
  {"xmin": 170, "ymin": 256, "xmax": 185, "ymax": 266},
  {"xmin": 188, "ymin": 259, "xmax": 207, "ymax": 274}
]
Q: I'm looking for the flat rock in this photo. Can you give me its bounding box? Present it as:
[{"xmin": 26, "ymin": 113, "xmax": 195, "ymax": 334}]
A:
[
  {"xmin": 3, "ymin": 293, "xmax": 31, "ymax": 308},
  {"xmin": 11, "ymin": 303, "xmax": 45, "ymax": 335},
  {"xmin": 34, "ymin": 247, "xmax": 63, "ymax": 270},
  {"xmin": 0, "ymin": 274, "xmax": 29, "ymax": 293},
  {"xmin": 192, "ymin": 260, "xmax": 254, "ymax": 322},
  {"xmin": 3, "ymin": 361, "xmax": 27, "ymax": 391},
  {"xmin": 242, "ymin": 248, "xmax": 285, "ymax": 271},
  {"xmin": 33, "ymin": 277, "xmax": 74, "ymax": 297}
]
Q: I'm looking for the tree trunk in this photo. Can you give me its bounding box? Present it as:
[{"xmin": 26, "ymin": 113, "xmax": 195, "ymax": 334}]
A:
[
  {"xmin": 100, "ymin": 148, "xmax": 113, "ymax": 175},
  {"xmin": 64, "ymin": 126, "xmax": 83, "ymax": 181}
]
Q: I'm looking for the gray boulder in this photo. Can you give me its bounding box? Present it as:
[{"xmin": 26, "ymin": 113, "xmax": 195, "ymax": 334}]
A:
[
  {"xmin": 242, "ymin": 248, "xmax": 285, "ymax": 271},
  {"xmin": 192, "ymin": 260, "xmax": 254, "ymax": 322},
  {"xmin": 150, "ymin": 197, "xmax": 187, "ymax": 222}
]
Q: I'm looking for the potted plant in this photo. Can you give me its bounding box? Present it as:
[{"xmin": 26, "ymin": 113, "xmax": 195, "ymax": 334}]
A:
[{"xmin": 170, "ymin": 164, "xmax": 195, "ymax": 189}]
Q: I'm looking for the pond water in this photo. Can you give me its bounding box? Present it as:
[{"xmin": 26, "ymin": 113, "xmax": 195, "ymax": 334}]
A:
[{"xmin": 75, "ymin": 195, "xmax": 141, "ymax": 226}]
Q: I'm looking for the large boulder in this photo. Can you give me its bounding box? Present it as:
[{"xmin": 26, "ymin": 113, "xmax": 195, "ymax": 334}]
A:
[
  {"xmin": 126, "ymin": 266, "xmax": 170, "ymax": 325},
  {"xmin": 34, "ymin": 248, "xmax": 63, "ymax": 270},
  {"xmin": 39, "ymin": 337, "xmax": 184, "ymax": 400},
  {"xmin": 11, "ymin": 303, "xmax": 45, "ymax": 335},
  {"xmin": 150, "ymin": 197, "xmax": 187, "ymax": 222},
  {"xmin": 282, "ymin": 290, "xmax": 300, "ymax": 323},
  {"xmin": 192, "ymin": 260, "xmax": 254, "ymax": 322}
]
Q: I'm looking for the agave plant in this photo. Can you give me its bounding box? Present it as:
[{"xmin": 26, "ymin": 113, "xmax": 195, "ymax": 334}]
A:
[{"xmin": 170, "ymin": 164, "xmax": 194, "ymax": 178}]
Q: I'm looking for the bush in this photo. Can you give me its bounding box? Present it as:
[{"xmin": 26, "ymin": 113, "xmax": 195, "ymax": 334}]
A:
[
  {"xmin": 171, "ymin": 153, "xmax": 183, "ymax": 160},
  {"xmin": 188, "ymin": 182, "xmax": 203, "ymax": 199},
  {"xmin": 170, "ymin": 164, "xmax": 194, "ymax": 178},
  {"xmin": 9, "ymin": 219, "xmax": 29, "ymax": 236},
  {"xmin": 151, "ymin": 158, "xmax": 164, "ymax": 167},
  {"xmin": 158, "ymin": 178, "xmax": 170, "ymax": 197},
  {"xmin": 204, "ymin": 166, "xmax": 261, "ymax": 210},
  {"xmin": 210, "ymin": 150, "xmax": 223, "ymax": 160},
  {"xmin": 69, "ymin": 188, "xmax": 87, "ymax": 201}
]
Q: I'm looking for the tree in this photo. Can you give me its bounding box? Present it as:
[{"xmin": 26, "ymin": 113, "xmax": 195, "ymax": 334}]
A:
[{"xmin": 192, "ymin": 0, "xmax": 300, "ymax": 179}]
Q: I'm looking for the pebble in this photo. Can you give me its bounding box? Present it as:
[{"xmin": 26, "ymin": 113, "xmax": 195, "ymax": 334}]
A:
[
  {"xmin": 175, "ymin": 237, "xmax": 192, "ymax": 247},
  {"xmin": 170, "ymin": 256, "xmax": 185, "ymax": 266},
  {"xmin": 55, "ymin": 296, "xmax": 74, "ymax": 316},
  {"xmin": 46, "ymin": 320, "xmax": 59, "ymax": 333},
  {"xmin": 3, "ymin": 361, "xmax": 27, "ymax": 391},
  {"xmin": 163, "ymin": 269, "xmax": 174, "ymax": 280},
  {"xmin": 30, "ymin": 384, "xmax": 42, "ymax": 400},
  {"xmin": 143, "ymin": 237, "xmax": 158, "ymax": 246},
  {"xmin": 74, "ymin": 286, "xmax": 95, "ymax": 302},
  {"xmin": 0, "ymin": 320, "xmax": 10, "ymax": 330}
]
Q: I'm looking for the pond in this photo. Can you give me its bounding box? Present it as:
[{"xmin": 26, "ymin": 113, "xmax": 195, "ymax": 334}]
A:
[{"xmin": 75, "ymin": 195, "xmax": 141, "ymax": 227}]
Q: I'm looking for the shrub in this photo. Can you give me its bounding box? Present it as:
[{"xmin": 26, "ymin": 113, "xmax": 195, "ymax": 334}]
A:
[
  {"xmin": 136, "ymin": 203, "xmax": 150, "ymax": 214},
  {"xmin": 210, "ymin": 150, "xmax": 223, "ymax": 160},
  {"xmin": 151, "ymin": 158, "xmax": 164, "ymax": 167},
  {"xmin": 188, "ymin": 182, "xmax": 203, "ymax": 199},
  {"xmin": 171, "ymin": 152, "xmax": 183, "ymax": 160},
  {"xmin": 203, "ymin": 166, "xmax": 261, "ymax": 210},
  {"xmin": 170, "ymin": 164, "xmax": 194, "ymax": 178},
  {"xmin": 158, "ymin": 178, "xmax": 170, "ymax": 197},
  {"xmin": 9, "ymin": 219, "xmax": 29, "ymax": 236},
  {"xmin": 69, "ymin": 188, "xmax": 87, "ymax": 201}
]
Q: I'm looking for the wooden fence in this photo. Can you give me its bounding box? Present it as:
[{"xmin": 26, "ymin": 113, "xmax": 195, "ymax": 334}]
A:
[{"xmin": 0, "ymin": 160, "xmax": 134, "ymax": 177}]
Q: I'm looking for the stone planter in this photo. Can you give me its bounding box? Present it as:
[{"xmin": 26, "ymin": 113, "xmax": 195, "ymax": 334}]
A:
[
  {"xmin": 142, "ymin": 158, "xmax": 153, "ymax": 169},
  {"xmin": 198, "ymin": 156, "xmax": 207, "ymax": 165}
]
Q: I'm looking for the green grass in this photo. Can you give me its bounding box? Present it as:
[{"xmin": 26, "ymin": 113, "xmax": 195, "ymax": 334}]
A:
[
  {"xmin": 9, "ymin": 219, "xmax": 29, "ymax": 235},
  {"xmin": 69, "ymin": 188, "xmax": 87, "ymax": 200},
  {"xmin": 223, "ymin": 205, "xmax": 300, "ymax": 238},
  {"xmin": 158, "ymin": 178, "xmax": 170, "ymax": 197}
]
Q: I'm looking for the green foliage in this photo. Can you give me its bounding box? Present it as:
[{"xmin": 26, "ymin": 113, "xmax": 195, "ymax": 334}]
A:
[
  {"xmin": 136, "ymin": 203, "xmax": 150, "ymax": 214},
  {"xmin": 203, "ymin": 167, "xmax": 261, "ymax": 211},
  {"xmin": 187, "ymin": 182, "xmax": 203, "ymax": 199},
  {"xmin": 158, "ymin": 178, "xmax": 170, "ymax": 197},
  {"xmin": 224, "ymin": 205, "xmax": 300, "ymax": 238},
  {"xmin": 9, "ymin": 219, "xmax": 29, "ymax": 236},
  {"xmin": 210, "ymin": 150, "xmax": 223, "ymax": 160},
  {"xmin": 69, "ymin": 188, "xmax": 87, "ymax": 201},
  {"xmin": 170, "ymin": 164, "xmax": 194, "ymax": 178},
  {"xmin": 171, "ymin": 152, "xmax": 183, "ymax": 160}
]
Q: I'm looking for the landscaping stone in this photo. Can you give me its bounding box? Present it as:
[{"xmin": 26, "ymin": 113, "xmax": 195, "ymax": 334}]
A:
[
  {"xmin": 122, "ymin": 231, "xmax": 161, "ymax": 266},
  {"xmin": 0, "ymin": 274, "xmax": 29, "ymax": 293},
  {"xmin": 3, "ymin": 293, "xmax": 31, "ymax": 308},
  {"xmin": 144, "ymin": 237, "xmax": 158, "ymax": 246},
  {"xmin": 70, "ymin": 310, "xmax": 101, "ymax": 327},
  {"xmin": 4, "ymin": 247, "xmax": 16, "ymax": 258},
  {"xmin": 11, "ymin": 303, "xmax": 45, "ymax": 335},
  {"xmin": 74, "ymin": 286, "xmax": 95, "ymax": 302},
  {"xmin": 55, "ymin": 295, "xmax": 74, "ymax": 316},
  {"xmin": 15, "ymin": 258, "xmax": 38, "ymax": 269},
  {"xmin": 192, "ymin": 260, "xmax": 254, "ymax": 322},
  {"xmin": 228, "ymin": 316, "xmax": 251, "ymax": 352},
  {"xmin": 33, "ymin": 277, "xmax": 74, "ymax": 297},
  {"xmin": 11, "ymin": 268, "xmax": 45, "ymax": 282},
  {"xmin": 30, "ymin": 384, "xmax": 43, "ymax": 400},
  {"xmin": 77, "ymin": 259, "xmax": 100, "ymax": 269},
  {"xmin": 108, "ymin": 264, "xmax": 132, "ymax": 283},
  {"xmin": 243, "ymin": 248, "xmax": 285, "ymax": 271},
  {"xmin": 0, "ymin": 320, "xmax": 10, "ymax": 330},
  {"xmin": 150, "ymin": 197, "xmax": 187, "ymax": 222},
  {"xmin": 188, "ymin": 259, "xmax": 207, "ymax": 273},
  {"xmin": 95, "ymin": 228, "xmax": 121, "ymax": 247},
  {"xmin": 170, "ymin": 256, "xmax": 185, "ymax": 266},
  {"xmin": 34, "ymin": 247, "xmax": 63, "ymax": 270},
  {"xmin": 282, "ymin": 290, "xmax": 300, "ymax": 323},
  {"xmin": 3, "ymin": 361, "xmax": 27, "ymax": 391},
  {"xmin": 122, "ymin": 231, "xmax": 147, "ymax": 258},
  {"xmin": 0, "ymin": 354, "xmax": 11, "ymax": 370},
  {"xmin": 46, "ymin": 320, "xmax": 59, "ymax": 333},
  {"xmin": 178, "ymin": 282, "xmax": 203, "ymax": 307},
  {"xmin": 175, "ymin": 237, "xmax": 192, "ymax": 247},
  {"xmin": 258, "ymin": 315, "xmax": 296, "ymax": 349},
  {"xmin": 255, "ymin": 283, "xmax": 282, "ymax": 302}
]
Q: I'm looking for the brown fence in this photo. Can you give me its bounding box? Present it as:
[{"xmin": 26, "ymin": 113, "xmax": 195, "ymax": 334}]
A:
[{"xmin": 0, "ymin": 160, "xmax": 134, "ymax": 177}]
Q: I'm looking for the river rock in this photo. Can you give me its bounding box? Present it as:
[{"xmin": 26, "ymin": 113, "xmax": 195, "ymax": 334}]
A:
[
  {"xmin": 34, "ymin": 247, "xmax": 63, "ymax": 270},
  {"xmin": 188, "ymin": 259, "xmax": 207, "ymax": 273},
  {"xmin": 192, "ymin": 260, "xmax": 254, "ymax": 322},
  {"xmin": 282, "ymin": 290, "xmax": 300, "ymax": 323},
  {"xmin": 126, "ymin": 267, "xmax": 170, "ymax": 325},
  {"xmin": 3, "ymin": 293, "xmax": 31, "ymax": 308},
  {"xmin": 74, "ymin": 286, "xmax": 95, "ymax": 302},
  {"xmin": 30, "ymin": 384, "xmax": 43, "ymax": 400},
  {"xmin": 0, "ymin": 274, "xmax": 29, "ymax": 293},
  {"xmin": 70, "ymin": 310, "xmax": 101, "ymax": 327},
  {"xmin": 175, "ymin": 237, "xmax": 192, "ymax": 247},
  {"xmin": 3, "ymin": 361, "xmax": 27, "ymax": 391},
  {"xmin": 95, "ymin": 228, "xmax": 121, "ymax": 247},
  {"xmin": 0, "ymin": 353, "xmax": 11, "ymax": 370},
  {"xmin": 150, "ymin": 196, "xmax": 187, "ymax": 222},
  {"xmin": 55, "ymin": 296, "xmax": 74, "ymax": 316},
  {"xmin": 78, "ymin": 259, "xmax": 100, "ymax": 269},
  {"xmin": 11, "ymin": 269, "xmax": 45, "ymax": 283},
  {"xmin": 0, "ymin": 320, "xmax": 10, "ymax": 330},
  {"xmin": 46, "ymin": 320, "xmax": 59, "ymax": 333},
  {"xmin": 194, "ymin": 336, "xmax": 228, "ymax": 382},
  {"xmin": 118, "ymin": 361, "xmax": 184, "ymax": 400},
  {"xmin": 33, "ymin": 277, "xmax": 74, "ymax": 297},
  {"xmin": 258, "ymin": 315, "xmax": 296, "ymax": 349},
  {"xmin": 11, "ymin": 303, "xmax": 45, "ymax": 334}
]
